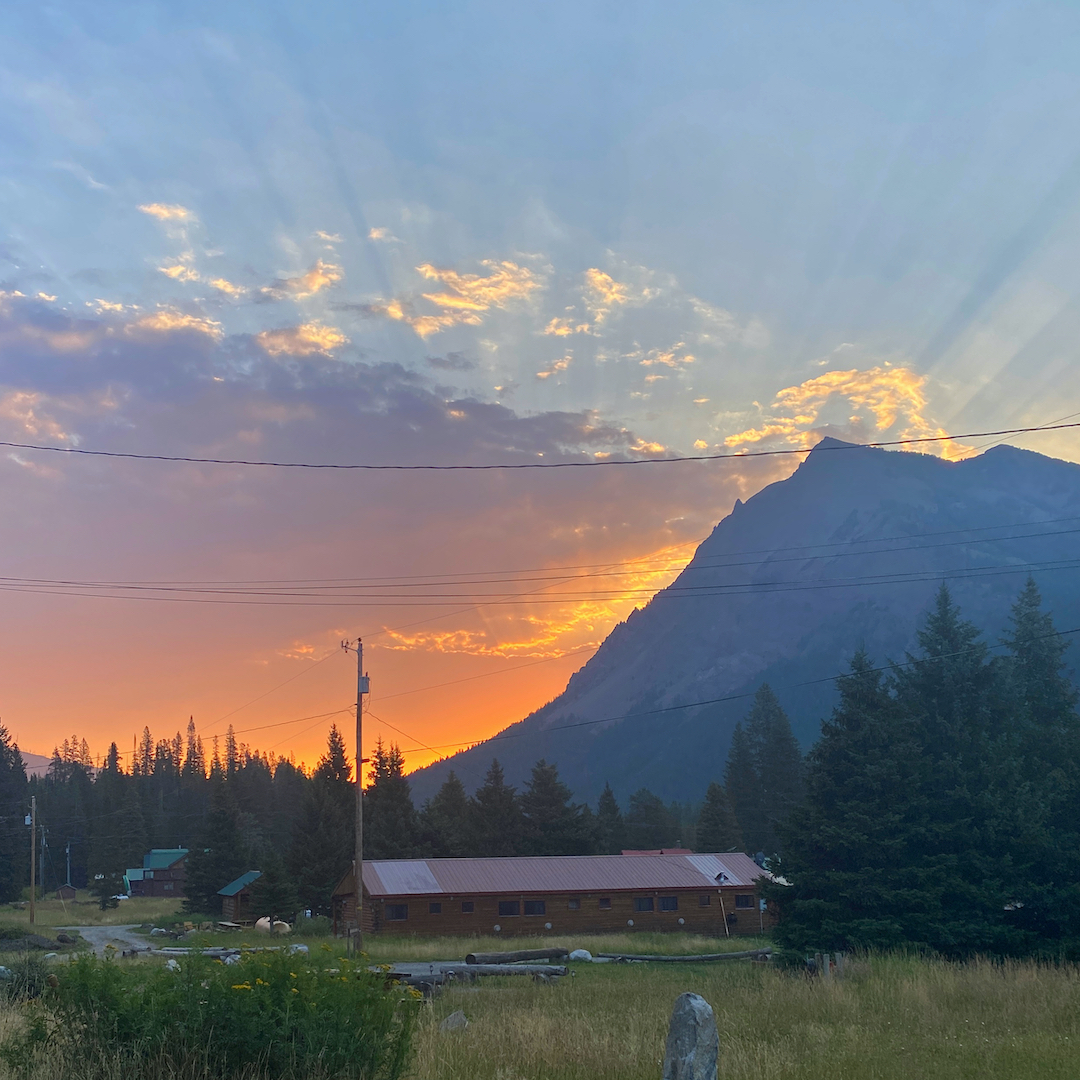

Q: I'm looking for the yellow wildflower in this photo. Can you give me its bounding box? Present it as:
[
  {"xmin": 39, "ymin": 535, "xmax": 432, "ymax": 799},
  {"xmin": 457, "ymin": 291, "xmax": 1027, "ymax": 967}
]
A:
[
  {"xmin": 291, "ymin": 987, "xmax": 299, "ymax": 994},
  {"xmin": 231, "ymin": 983, "xmax": 252, "ymax": 991}
]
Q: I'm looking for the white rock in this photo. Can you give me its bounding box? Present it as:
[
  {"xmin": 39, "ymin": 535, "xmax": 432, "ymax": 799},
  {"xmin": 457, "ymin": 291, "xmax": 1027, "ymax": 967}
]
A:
[
  {"xmin": 165, "ymin": 959, "xmax": 181, "ymax": 972},
  {"xmin": 439, "ymin": 1010, "xmax": 469, "ymax": 1032},
  {"xmin": 663, "ymin": 992, "xmax": 718, "ymax": 1080},
  {"xmin": 569, "ymin": 949, "xmax": 593, "ymax": 961}
]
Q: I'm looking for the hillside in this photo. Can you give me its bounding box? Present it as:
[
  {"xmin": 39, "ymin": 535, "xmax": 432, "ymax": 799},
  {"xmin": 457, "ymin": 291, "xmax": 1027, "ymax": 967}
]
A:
[{"xmin": 409, "ymin": 439, "xmax": 1080, "ymax": 804}]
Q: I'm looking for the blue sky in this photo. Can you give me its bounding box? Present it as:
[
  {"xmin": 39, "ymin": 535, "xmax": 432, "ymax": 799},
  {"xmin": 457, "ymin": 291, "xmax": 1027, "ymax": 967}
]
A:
[{"xmin": 3, "ymin": 0, "xmax": 1080, "ymax": 766}]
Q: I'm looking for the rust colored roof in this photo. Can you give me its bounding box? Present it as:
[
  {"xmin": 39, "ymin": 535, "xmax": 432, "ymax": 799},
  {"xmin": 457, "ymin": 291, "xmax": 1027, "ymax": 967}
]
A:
[
  {"xmin": 350, "ymin": 852, "xmax": 768, "ymax": 899},
  {"xmin": 621, "ymin": 848, "xmax": 694, "ymax": 856}
]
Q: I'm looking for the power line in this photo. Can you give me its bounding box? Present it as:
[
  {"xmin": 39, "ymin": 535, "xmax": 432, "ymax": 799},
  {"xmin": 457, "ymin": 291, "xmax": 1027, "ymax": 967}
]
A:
[{"xmin": 0, "ymin": 421, "xmax": 1077, "ymax": 470}]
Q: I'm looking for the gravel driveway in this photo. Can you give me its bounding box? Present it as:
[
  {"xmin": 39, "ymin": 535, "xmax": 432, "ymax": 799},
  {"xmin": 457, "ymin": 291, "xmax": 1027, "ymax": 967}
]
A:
[{"xmin": 58, "ymin": 924, "xmax": 150, "ymax": 956}]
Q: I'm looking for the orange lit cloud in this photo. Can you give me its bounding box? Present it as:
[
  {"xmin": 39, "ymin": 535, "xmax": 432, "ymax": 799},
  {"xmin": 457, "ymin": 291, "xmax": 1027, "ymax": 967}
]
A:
[
  {"xmin": 372, "ymin": 260, "xmax": 542, "ymax": 339},
  {"xmin": 138, "ymin": 203, "xmax": 193, "ymax": 222},
  {"xmin": 724, "ymin": 366, "xmax": 969, "ymax": 459},
  {"xmin": 639, "ymin": 343, "xmax": 695, "ymax": 368},
  {"xmin": 368, "ymin": 227, "xmax": 399, "ymax": 243},
  {"xmin": 0, "ymin": 390, "xmax": 73, "ymax": 441},
  {"xmin": 543, "ymin": 317, "xmax": 591, "ymax": 337},
  {"xmin": 583, "ymin": 268, "xmax": 631, "ymax": 324},
  {"xmin": 128, "ymin": 311, "xmax": 223, "ymax": 338},
  {"xmin": 262, "ymin": 260, "xmax": 343, "ymax": 300},
  {"xmin": 159, "ymin": 263, "xmax": 200, "ymax": 282},
  {"xmin": 208, "ymin": 277, "xmax": 246, "ymax": 296},
  {"xmin": 536, "ymin": 355, "xmax": 572, "ymax": 380},
  {"xmin": 255, "ymin": 321, "xmax": 349, "ymax": 356}
]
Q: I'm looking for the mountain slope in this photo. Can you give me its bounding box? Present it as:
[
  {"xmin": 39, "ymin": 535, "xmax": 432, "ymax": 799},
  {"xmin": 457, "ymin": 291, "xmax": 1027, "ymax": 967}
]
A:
[{"xmin": 409, "ymin": 440, "xmax": 1080, "ymax": 804}]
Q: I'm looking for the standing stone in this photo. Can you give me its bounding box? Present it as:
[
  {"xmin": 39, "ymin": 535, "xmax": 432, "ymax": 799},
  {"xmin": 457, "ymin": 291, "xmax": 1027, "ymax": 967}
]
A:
[
  {"xmin": 439, "ymin": 1010, "xmax": 469, "ymax": 1032},
  {"xmin": 662, "ymin": 992, "xmax": 718, "ymax": 1080}
]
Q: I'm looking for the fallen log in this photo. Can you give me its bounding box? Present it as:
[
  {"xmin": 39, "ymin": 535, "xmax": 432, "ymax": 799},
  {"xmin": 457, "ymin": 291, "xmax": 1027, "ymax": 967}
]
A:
[
  {"xmin": 384, "ymin": 963, "xmax": 568, "ymax": 979},
  {"xmin": 594, "ymin": 948, "xmax": 772, "ymax": 963},
  {"xmin": 466, "ymin": 948, "xmax": 569, "ymax": 965}
]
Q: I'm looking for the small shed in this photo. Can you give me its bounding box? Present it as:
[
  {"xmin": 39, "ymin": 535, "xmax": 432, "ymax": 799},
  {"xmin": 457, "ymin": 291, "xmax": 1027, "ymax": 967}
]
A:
[
  {"xmin": 218, "ymin": 870, "xmax": 262, "ymax": 923},
  {"xmin": 55, "ymin": 884, "xmax": 76, "ymax": 901}
]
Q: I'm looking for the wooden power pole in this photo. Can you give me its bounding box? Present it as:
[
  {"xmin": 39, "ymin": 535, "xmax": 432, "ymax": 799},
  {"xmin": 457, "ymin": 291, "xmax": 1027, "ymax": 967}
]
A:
[
  {"xmin": 343, "ymin": 638, "xmax": 369, "ymax": 952},
  {"xmin": 28, "ymin": 796, "xmax": 36, "ymax": 925}
]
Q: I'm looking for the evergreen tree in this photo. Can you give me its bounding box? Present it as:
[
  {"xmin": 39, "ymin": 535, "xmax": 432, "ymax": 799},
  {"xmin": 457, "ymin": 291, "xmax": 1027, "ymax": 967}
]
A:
[
  {"xmin": 595, "ymin": 783, "xmax": 625, "ymax": 854},
  {"xmin": 472, "ymin": 759, "xmax": 522, "ymax": 856},
  {"xmin": 420, "ymin": 772, "xmax": 473, "ymax": 857},
  {"xmin": 520, "ymin": 760, "xmax": 591, "ymax": 855},
  {"xmin": 183, "ymin": 782, "xmax": 249, "ymax": 914},
  {"xmin": 623, "ymin": 788, "xmax": 678, "ymax": 850},
  {"xmin": 765, "ymin": 651, "xmax": 931, "ymax": 952},
  {"xmin": 696, "ymin": 783, "xmax": 741, "ymax": 852},
  {"xmin": 723, "ymin": 723, "xmax": 760, "ymax": 853},
  {"xmin": 249, "ymin": 852, "xmax": 300, "ymax": 922},
  {"xmin": 744, "ymin": 685, "xmax": 804, "ymax": 856},
  {"xmin": 0, "ymin": 726, "xmax": 28, "ymax": 903},
  {"xmin": 364, "ymin": 741, "xmax": 419, "ymax": 859}
]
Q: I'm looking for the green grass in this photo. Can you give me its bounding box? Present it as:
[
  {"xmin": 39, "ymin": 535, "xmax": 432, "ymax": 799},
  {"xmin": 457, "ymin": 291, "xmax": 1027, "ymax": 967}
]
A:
[{"xmin": 0, "ymin": 893, "xmax": 183, "ymax": 928}]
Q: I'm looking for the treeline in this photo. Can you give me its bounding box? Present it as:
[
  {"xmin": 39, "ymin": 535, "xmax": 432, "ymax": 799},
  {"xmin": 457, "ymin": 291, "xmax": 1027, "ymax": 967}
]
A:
[
  {"xmin": 769, "ymin": 580, "xmax": 1080, "ymax": 959},
  {"xmin": 0, "ymin": 698, "xmax": 806, "ymax": 915}
]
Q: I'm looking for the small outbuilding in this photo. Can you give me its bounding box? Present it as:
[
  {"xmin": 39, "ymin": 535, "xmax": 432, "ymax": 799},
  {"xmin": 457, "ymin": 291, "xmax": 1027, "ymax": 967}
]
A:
[
  {"xmin": 218, "ymin": 870, "xmax": 262, "ymax": 923},
  {"xmin": 55, "ymin": 883, "xmax": 76, "ymax": 901},
  {"xmin": 332, "ymin": 852, "xmax": 773, "ymax": 937}
]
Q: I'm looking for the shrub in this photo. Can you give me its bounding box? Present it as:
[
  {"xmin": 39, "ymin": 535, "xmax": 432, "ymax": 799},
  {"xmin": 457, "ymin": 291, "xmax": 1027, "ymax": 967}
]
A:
[
  {"xmin": 294, "ymin": 914, "xmax": 334, "ymax": 937},
  {"xmin": 0, "ymin": 954, "xmax": 50, "ymax": 1001},
  {"xmin": 5, "ymin": 949, "xmax": 417, "ymax": 1080}
]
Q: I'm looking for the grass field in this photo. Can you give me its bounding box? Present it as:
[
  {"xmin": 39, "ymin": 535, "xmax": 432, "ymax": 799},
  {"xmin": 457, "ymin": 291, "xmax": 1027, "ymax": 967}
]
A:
[
  {"xmin": 2, "ymin": 927, "xmax": 1078, "ymax": 1078},
  {"xmin": 0, "ymin": 893, "xmax": 183, "ymax": 928}
]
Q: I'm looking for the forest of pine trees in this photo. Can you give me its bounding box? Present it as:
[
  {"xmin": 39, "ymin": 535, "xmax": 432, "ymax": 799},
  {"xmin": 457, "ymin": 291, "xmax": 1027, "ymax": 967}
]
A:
[{"xmin": 6, "ymin": 578, "xmax": 1079, "ymax": 958}]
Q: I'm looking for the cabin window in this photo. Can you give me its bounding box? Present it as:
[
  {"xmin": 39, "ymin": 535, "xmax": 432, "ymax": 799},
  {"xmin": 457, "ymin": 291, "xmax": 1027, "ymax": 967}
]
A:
[
  {"xmin": 524, "ymin": 900, "xmax": 546, "ymax": 916},
  {"xmin": 659, "ymin": 896, "xmax": 678, "ymax": 912},
  {"xmin": 461, "ymin": 901, "xmax": 474, "ymax": 913},
  {"xmin": 735, "ymin": 894, "xmax": 754, "ymax": 909},
  {"xmin": 386, "ymin": 904, "xmax": 408, "ymax": 921},
  {"xmin": 598, "ymin": 897, "xmax": 611, "ymax": 910},
  {"xmin": 429, "ymin": 902, "xmax": 442, "ymax": 914},
  {"xmin": 567, "ymin": 898, "xmax": 581, "ymax": 910},
  {"xmin": 633, "ymin": 897, "xmax": 654, "ymax": 912},
  {"xmin": 164, "ymin": 883, "xmax": 173, "ymax": 891},
  {"xmin": 699, "ymin": 894, "xmax": 711, "ymax": 907},
  {"xmin": 498, "ymin": 900, "xmax": 520, "ymax": 917},
  {"xmin": 145, "ymin": 871, "xmax": 154, "ymax": 879}
]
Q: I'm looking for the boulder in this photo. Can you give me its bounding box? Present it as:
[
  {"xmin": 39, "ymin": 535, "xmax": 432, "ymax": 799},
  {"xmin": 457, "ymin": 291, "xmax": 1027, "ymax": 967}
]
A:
[
  {"xmin": 569, "ymin": 949, "xmax": 592, "ymax": 961},
  {"xmin": 439, "ymin": 1010, "xmax": 469, "ymax": 1032},
  {"xmin": 662, "ymin": 992, "xmax": 718, "ymax": 1080}
]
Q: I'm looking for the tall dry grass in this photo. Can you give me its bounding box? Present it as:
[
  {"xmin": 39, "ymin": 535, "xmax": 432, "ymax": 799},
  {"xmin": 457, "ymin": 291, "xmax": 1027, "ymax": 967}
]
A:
[
  {"xmin": 410, "ymin": 954, "xmax": 1080, "ymax": 1080},
  {"xmin": 0, "ymin": 894, "xmax": 183, "ymax": 928}
]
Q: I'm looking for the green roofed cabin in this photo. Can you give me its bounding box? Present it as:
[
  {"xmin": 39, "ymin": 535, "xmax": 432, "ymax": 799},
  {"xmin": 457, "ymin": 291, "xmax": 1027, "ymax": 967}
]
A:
[
  {"xmin": 125, "ymin": 848, "xmax": 189, "ymax": 898},
  {"xmin": 218, "ymin": 871, "xmax": 262, "ymax": 923}
]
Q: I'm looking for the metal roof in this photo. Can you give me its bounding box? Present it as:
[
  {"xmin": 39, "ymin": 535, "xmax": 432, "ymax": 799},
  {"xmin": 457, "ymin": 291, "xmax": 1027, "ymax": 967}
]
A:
[
  {"xmin": 143, "ymin": 848, "xmax": 189, "ymax": 870},
  {"xmin": 357, "ymin": 852, "xmax": 768, "ymax": 898},
  {"xmin": 218, "ymin": 870, "xmax": 261, "ymax": 897}
]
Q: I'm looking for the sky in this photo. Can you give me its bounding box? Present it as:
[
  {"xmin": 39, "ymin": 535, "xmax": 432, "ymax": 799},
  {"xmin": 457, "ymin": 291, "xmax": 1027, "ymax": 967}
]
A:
[{"xmin": 3, "ymin": 0, "xmax": 1080, "ymax": 782}]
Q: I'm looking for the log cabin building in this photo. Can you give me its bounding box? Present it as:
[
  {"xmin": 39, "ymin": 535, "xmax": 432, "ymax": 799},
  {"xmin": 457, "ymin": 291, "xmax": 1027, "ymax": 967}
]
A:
[
  {"xmin": 332, "ymin": 852, "xmax": 772, "ymax": 937},
  {"xmin": 124, "ymin": 848, "xmax": 189, "ymax": 898}
]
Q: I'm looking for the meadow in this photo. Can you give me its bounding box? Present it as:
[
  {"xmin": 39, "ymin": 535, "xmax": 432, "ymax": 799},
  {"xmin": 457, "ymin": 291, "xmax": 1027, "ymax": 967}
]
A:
[
  {"xmin": 2, "ymin": 925, "xmax": 1079, "ymax": 1079},
  {"xmin": 0, "ymin": 893, "xmax": 184, "ymax": 928}
]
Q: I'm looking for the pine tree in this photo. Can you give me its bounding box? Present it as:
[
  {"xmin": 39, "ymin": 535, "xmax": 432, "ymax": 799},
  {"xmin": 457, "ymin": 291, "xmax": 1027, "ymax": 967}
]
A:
[
  {"xmin": 595, "ymin": 783, "xmax": 625, "ymax": 854},
  {"xmin": 472, "ymin": 759, "xmax": 522, "ymax": 856},
  {"xmin": 696, "ymin": 783, "xmax": 741, "ymax": 852},
  {"xmin": 723, "ymin": 723, "xmax": 760, "ymax": 853},
  {"xmin": 183, "ymin": 782, "xmax": 249, "ymax": 914},
  {"xmin": 766, "ymin": 650, "xmax": 931, "ymax": 953},
  {"xmin": 623, "ymin": 789, "xmax": 678, "ymax": 850},
  {"xmin": 420, "ymin": 772, "xmax": 473, "ymax": 857},
  {"xmin": 225, "ymin": 725, "xmax": 239, "ymax": 778},
  {"xmin": 249, "ymin": 852, "xmax": 300, "ymax": 922},
  {"xmin": 0, "ymin": 726, "xmax": 28, "ymax": 902},
  {"xmin": 520, "ymin": 760, "xmax": 590, "ymax": 855},
  {"xmin": 136, "ymin": 727, "xmax": 154, "ymax": 776},
  {"xmin": 743, "ymin": 685, "xmax": 803, "ymax": 857},
  {"xmin": 364, "ymin": 741, "xmax": 419, "ymax": 859}
]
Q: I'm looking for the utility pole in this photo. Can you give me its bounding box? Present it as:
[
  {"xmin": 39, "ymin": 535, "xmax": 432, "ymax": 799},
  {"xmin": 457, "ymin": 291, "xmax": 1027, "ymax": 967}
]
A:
[
  {"xmin": 28, "ymin": 796, "xmax": 36, "ymax": 925},
  {"xmin": 342, "ymin": 638, "xmax": 369, "ymax": 952},
  {"xmin": 66, "ymin": 841, "xmax": 72, "ymax": 888}
]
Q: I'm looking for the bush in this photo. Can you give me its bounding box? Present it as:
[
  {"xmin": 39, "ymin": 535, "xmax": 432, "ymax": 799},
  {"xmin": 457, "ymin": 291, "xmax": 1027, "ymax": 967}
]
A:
[
  {"xmin": 294, "ymin": 914, "xmax": 334, "ymax": 937},
  {"xmin": 4, "ymin": 949, "xmax": 418, "ymax": 1080},
  {"xmin": 0, "ymin": 954, "xmax": 50, "ymax": 1001}
]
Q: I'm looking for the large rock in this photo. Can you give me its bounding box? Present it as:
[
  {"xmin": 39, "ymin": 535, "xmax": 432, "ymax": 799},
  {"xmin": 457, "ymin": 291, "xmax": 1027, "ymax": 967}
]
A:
[{"xmin": 662, "ymin": 992, "xmax": 718, "ymax": 1080}]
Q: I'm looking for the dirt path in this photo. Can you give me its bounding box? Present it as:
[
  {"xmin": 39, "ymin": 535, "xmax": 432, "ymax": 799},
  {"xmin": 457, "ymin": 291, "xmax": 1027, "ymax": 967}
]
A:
[{"xmin": 58, "ymin": 924, "xmax": 149, "ymax": 956}]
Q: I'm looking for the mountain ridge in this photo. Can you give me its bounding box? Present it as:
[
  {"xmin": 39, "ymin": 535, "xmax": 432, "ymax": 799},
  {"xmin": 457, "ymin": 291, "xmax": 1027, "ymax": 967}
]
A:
[{"xmin": 408, "ymin": 440, "xmax": 1080, "ymax": 804}]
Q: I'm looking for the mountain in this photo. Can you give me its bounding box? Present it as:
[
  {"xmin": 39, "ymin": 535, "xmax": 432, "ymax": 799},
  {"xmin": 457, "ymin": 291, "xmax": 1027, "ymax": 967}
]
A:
[
  {"xmin": 18, "ymin": 751, "xmax": 51, "ymax": 778},
  {"xmin": 409, "ymin": 439, "xmax": 1080, "ymax": 805}
]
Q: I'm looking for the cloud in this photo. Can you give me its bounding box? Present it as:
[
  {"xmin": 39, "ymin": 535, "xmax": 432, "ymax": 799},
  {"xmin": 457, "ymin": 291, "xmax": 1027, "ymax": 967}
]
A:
[
  {"xmin": 255, "ymin": 322, "xmax": 349, "ymax": 356},
  {"xmin": 159, "ymin": 264, "xmax": 200, "ymax": 282},
  {"xmin": 262, "ymin": 259, "xmax": 343, "ymax": 300},
  {"xmin": 543, "ymin": 317, "xmax": 591, "ymax": 337},
  {"xmin": 583, "ymin": 268, "xmax": 630, "ymax": 323},
  {"xmin": 128, "ymin": 311, "xmax": 223, "ymax": 339},
  {"xmin": 723, "ymin": 366, "xmax": 969, "ymax": 459},
  {"xmin": 426, "ymin": 352, "xmax": 475, "ymax": 371},
  {"xmin": 368, "ymin": 227, "xmax": 400, "ymax": 243},
  {"xmin": 0, "ymin": 390, "xmax": 73, "ymax": 441},
  {"xmin": 370, "ymin": 260, "xmax": 542, "ymax": 338},
  {"xmin": 536, "ymin": 354, "xmax": 572, "ymax": 380},
  {"xmin": 138, "ymin": 203, "xmax": 193, "ymax": 222},
  {"xmin": 314, "ymin": 231, "xmax": 343, "ymax": 243},
  {"xmin": 639, "ymin": 343, "xmax": 695, "ymax": 368},
  {"xmin": 36, "ymin": 293, "xmax": 57, "ymax": 302},
  {"xmin": 208, "ymin": 278, "xmax": 246, "ymax": 296}
]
